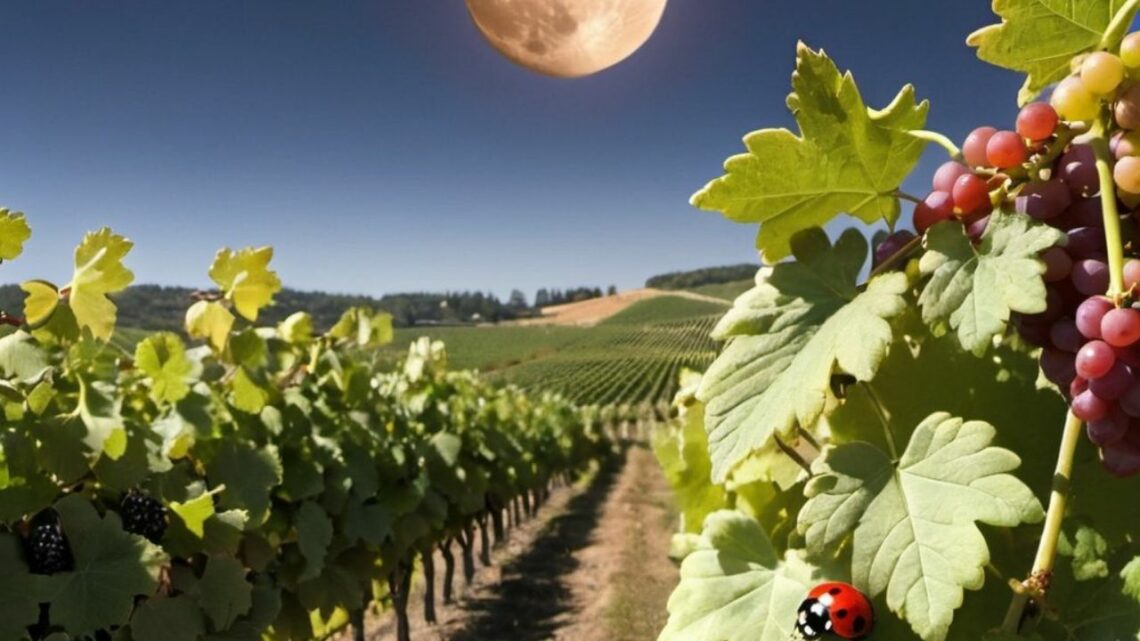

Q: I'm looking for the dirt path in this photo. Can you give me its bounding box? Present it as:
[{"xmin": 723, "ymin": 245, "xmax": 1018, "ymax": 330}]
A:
[
  {"xmin": 508, "ymin": 288, "xmax": 728, "ymax": 327},
  {"xmin": 356, "ymin": 444, "xmax": 678, "ymax": 641}
]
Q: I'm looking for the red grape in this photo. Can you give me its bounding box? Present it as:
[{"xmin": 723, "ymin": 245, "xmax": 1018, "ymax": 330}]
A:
[
  {"xmin": 1076, "ymin": 340, "xmax": 1116, "ymax": 379},
  {"xmin": 1072, "ymin": 389, "xmax": 1109, "ymax": 422},
  {"xmin": 1101, "ymin": 435, "xmax": 1140, "ymax": 477},
  {"xmin": 966, "ymin": 215, "xmax": 989, "ymax": 242},
  {"xmin": 986, "ymin": 131, "xmax": 1028, "ymax": 168},
  {"xmin": 914, "ymin": 191, "xmax": 955, "ymax": 233},
  {"xmin": 1101, "ymin": 307, "xmax": 1140, "ymax": 347},
  {"xmin": 1016, "ymin": 103, "xmax": 1058, "ymax": 141},
  {"xmin": 1076, "ymin": 296, "xmax": 1114, "ymax": 338},
  {"xmin": 932, "ymin": 162, "xmax": 971, "ymax": 193},
  {"xmin": 962, "ymin": 127, "xmax": 997, "ymax": 167},
  {"xmin": 873, "ymin": 230, "xmax": 916, "ymax": 268},
  {"xmin": 952, "ymin": 174, "xmax": 990, "ymax": 213}
]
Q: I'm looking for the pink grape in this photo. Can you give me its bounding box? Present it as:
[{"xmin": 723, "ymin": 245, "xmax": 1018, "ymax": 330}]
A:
[
  {"xmin": 1016, "ymin": 103, "xmax": 1059, "ymax": 141},
  {"xmin": 966, "ymin": 215, "xmax": 989, "ymax": 242},
  {"xmin": 1072, "ymin": 389, "xmax": 1109, "ymax": 422},
  {"xmin": 1101, "ymin": 307, "xmax": 1140, "ymax": 347},
  {"xmin": 1076, "ymin": 340, "xmax": 1116, "ymax": 379},
  {"xmin": 932, "ymin": 162, "xmax": 971, "ymax": 193},
  {"xmin": 962, "ymin": 127, "xmax": 997, "ymax": 167},
  {"xmin": 1124, "ymin": 259, "xmax": 1140, "ymax": 290},
  {"xmin": 952, "ymin": 173, "xmax": 990, "ymax": 213},
  {"xmin": 1076, "ymin": 296, "xmax": 1114, "ymax": 338}
]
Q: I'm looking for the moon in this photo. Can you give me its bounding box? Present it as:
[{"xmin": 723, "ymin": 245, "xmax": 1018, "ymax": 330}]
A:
[{"xmin": 465, "ymin": 0, "xmax": 668, "ymax": 78}]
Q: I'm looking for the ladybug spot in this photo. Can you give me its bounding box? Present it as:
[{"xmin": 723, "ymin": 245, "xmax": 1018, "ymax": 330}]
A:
[
  {"xmin": 829, "ymin": 587, "xmax": 843, "ymax": 595},
  {"xmin": 836, "ymin": 609, "xmax": 848, "ymax": 619},
  {"xmin": 854, "ymin": 616, "xmax": 867, "ymax": 633}
]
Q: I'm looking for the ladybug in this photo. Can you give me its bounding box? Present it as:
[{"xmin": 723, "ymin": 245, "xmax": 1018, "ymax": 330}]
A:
[{"xmin": 795, "ymin": 582, "xmax": 874, "ymax": 640}]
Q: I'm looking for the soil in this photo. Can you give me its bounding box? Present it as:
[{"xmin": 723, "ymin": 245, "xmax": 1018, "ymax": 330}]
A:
[
  {"xmin": 508, "ymin": 288, "xmax": 727, "ymax": 327},
  {"xmin": 349, "ymin": 443, "xmax": 679, "ymax": 641}
]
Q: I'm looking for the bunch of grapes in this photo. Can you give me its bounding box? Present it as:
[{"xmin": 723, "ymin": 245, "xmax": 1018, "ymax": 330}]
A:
[{"xmin": 891, "ymin": 35, "xmax": 1140, "ymax": 476}]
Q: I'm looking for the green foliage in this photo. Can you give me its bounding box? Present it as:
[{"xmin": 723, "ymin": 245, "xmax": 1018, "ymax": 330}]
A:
[
  {"xmin": 691, "ymin": 43, "xmax": 928, "ymax": 260},
  {"xmin": 0, "ymin": 209, "xmax": 31, "ymax": 262},
  {"xmin": 601, "ymin": 295, "xmax": 727, "ymax": 326},
  {"xmin": 644, "ymin": 263, "xmax": 757, "ymax": 290}
]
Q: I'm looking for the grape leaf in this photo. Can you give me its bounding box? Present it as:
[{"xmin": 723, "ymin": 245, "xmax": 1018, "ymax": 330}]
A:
[
  {"xmin": 20, "ymin": 280, "xmax": 60, "ymax": 329},
  {"xmin": 135, "ymin": 332, "xmax": 193, "ymax": 404},
  {"xmin": 1122, "ymin": 556, "xmax": 1140, "ymax": 603},
  {"xmin": 208, "ymin": 246, "xmax": 281, "ymax": 322},
  {"xmin": 967, "ymin": 0, "xmax": 1140, "ymax": 104},
  {"xmin": 651, "ymin": 391, "xmax": 727, "ymax": 533},
  {"xmin": 296, "ymin": 502, "xmax": 333, "ymax": 582},
  {"xmin": 170, "ymin": 485, "xmax": 226, "ymax": 538},
  {"xmin": 77, "ymin": 376, "xmax": 128, "ymax": 460},
  {"xmin": 1057, "ymin": 525, "xmax": 1109, "ymax": 581},
  {"xmin": 205, "ymin": 442, "xmax": 282, "ymax": 528},
  {"xmin": 186, "ymin": 300, "xmax": 235, "ymax": 352},
  {"xmin": 0, "ymin": 209, "xmax": 31, "ymax": 261},
  {"xmin": 691, "ymin": 43, "xmax": 928, "ymax": 261},
  {"xmin": 42, "ymin": 495, "xmax": 167, "ymax": 637},
  {"xmin": 697, "ymin": 228, "xmax": 908, "ymax": 482},
  {"xmin": 658, "ymin": 510, "xmax": 816, "ymax": 641},
  {"xmin": 132, "ymin": 595, "xmax": 206, "ymax": 641},
  {"xmin": 797, "ymin": 413, "xmax": 1044, "ymax": 641},
  {"xmin": 278, "ymin": 312, "xmax": 313, "ymax": 345},
  {"xmin": 0, "ymin": 533, "xmax": 46, "ymax": 640},
  {"xmin": 66, "ymin": 228, "xmax": 134, "ymax": 341},
  {"xmin": 196, "ymin": 556, "xmax": 253, "ymax": 630},
  {"xmin": 229, "ymin": 368, "xmax": 268, "ymax": 414},
  {"xmin": 919, "ymin": 212, "xmax": 1064, "ymax": 354},
  {"xmin": 0, "ymin": 330, "xmax": 51, "ymax": 383}
]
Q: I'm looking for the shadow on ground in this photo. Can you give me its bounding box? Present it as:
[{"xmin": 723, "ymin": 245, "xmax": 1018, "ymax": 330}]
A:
[{"xmin": 445, "ymin": 449, "xmax": 625, "ymax": 641}]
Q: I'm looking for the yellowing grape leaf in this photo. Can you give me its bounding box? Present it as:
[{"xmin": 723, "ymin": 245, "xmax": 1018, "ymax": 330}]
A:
[
  {"xmin": 797, "ymin": 413, "xmax": 1044, "ymax": 641},
  {"xmin": 691, "ymin": 43, "xmax": 928, "ymax": 261},
  {"xmin": 968, "ymin": 0, "xmax": 1139, "ymax": 104},
  {"xmin": 208, "ymin": 246, "xmax": 281, "ymax": 321},
  {"xmin": 0, "ymin": 209, "xmax": 31, "ymax": 261},
  {"xmin": 279, "ymin": 311, "xmax": 313, "ymax": 345},
  {"xmin": 170, "ymin": 485, "xmax": 226, "ymax": 538},
  {"xmin": 697, "ymin": 228, "xmax": 907, "ymax": 482},
  {"xmin": 134, "ymin": 332, "xmax": 192, "ymax": 404},
  {"xmin": 919, "ymin": 212, "xmax": 1064, "ymax": 354},
  {"xmin": 64, "ymin": 228, "xmax": 134, "ymax": 341},
  {"xmin": 658, "ymin": 510, "xmax": 817, "ymax": 641},
  {"xmin": 21, "ymin": 280, "xmax": 60, "ymax": 329},
  {"xmin": 185, "ymin": 300, "xmax": 235, "ymax": 351}
]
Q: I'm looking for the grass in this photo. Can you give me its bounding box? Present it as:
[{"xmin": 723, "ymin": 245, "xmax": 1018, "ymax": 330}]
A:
[
  {"xmin": 601, "ymin": 295, "xmax": 726, "ymax": 326},
  {"xmin": 684, "ymin": 278, "xmax": 754, "ymax": 301}
]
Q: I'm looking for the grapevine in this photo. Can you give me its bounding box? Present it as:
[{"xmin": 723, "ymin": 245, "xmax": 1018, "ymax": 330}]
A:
[
  {"xmin": 653, "ymin": 3, "xmax": 1140, "ymax": 640},
  {"xmin": 0, "ymin": 212, "xmax": 612, "ymax": 641}
]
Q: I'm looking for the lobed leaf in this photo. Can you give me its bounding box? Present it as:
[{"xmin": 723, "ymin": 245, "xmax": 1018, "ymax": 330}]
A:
[{"xmin": 208, "ymin": 246, "xmax": 281, "ymax": 322}]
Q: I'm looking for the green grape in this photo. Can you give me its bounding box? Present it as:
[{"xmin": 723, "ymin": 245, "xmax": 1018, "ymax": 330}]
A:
[
  {"xmin": 1122, "ymin": 32, "xmax": 1140, "ymax": 69},
  {"xmin": 1080, "ymin": 51, "xmax": 1125, "ymax": 94},
  {"xmin": 1051, "ymin": 76, "xmax": 1099, "ymax": 122},
  {"xmin": 1114, "ymin": 155, "xmax": 1140, "ymax": 193}
]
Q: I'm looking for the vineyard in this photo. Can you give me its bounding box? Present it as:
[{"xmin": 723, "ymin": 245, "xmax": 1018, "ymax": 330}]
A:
[{"xmin": 0, "ymin": 213, "xmax": 614, "ymax": 641}]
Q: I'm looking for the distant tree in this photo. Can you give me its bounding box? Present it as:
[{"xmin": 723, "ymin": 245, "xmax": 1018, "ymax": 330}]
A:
[
  {"xmin": 535, "ymin": 288, "xmax": 550, "ymax": 308},
  {"xmin": 508, "ymin": 289, "xmax": 528, "ymax": 309},
  {"xmin": 607, "ymin": 285, "xmax": 618, "ymax": 296},
  {"xmin": 592, "ymin": 287, "xmax": 603, "ymax": 298}
]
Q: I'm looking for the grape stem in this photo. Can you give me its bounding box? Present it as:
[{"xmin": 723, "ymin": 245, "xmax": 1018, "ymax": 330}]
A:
[
  {"xmin": 1090, "ymin": 119, "xmax": 1127, "ymax": 300},
  {"xmin": 908, "ymin": 129, "xmax": 961, "ymax": 159},
  {"xmin": 1000, "ymin": 411, "xmax": 1084, "ymax": 635},
  {"xmin": 895, "ymin": 190, "xmax": 924, "ymax": 205},
  {"xmin": 1100, "ymin": 0, "xmax": 1140, "ymax": 50}
]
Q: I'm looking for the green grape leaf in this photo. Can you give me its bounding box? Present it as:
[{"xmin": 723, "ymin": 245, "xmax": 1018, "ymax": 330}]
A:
[
  {"xmin": 658, "ymin": 510, "xmax": 817, "ymax": 641},
  {"xmin": 1121, "ymin": 556, "xmax": 1140, "ymax": 604},
  {"xmin": 697, "ymin": 228, "xmax": 907, "ymax": 482},
  {"xmin": 919, "ymin": 213, "xmax": 1064, "ymax": 353},
  {"xmin": 42, "ymin": 495, "xmax": 167, "ymax": 637},
  {"xmin": 196, "ymin": 556, "xmax": 253, "ymax": 630},
  {"xmin": 0, "ymin": 330, "xmax": 51, "ymax": 383},
  {"xmin": 229, "ymin": 368, "xmax": 268, "ymax": 414},
  {"xmin": 77, "ymin": 376, "xmax": 128, "ymax": 460},
  {"xmin": 797, "ymin": 413, "xmax": 1044, "ymax": 641},
  {"xmin": 278, "ymin": 312, "xmax": 313, "ymax": 345},
  {"xmin": 691, "ymin": 43, "xmax": 928, "ymax": 261},
  {"xmin": 967, "ymin": 0, "xmax": 1140, "ymax": 104},
  {"xmin": 170, "ymin": 485, "xmax": 226, "ymax": 538},
  {"xmin": 186, "ymin": 300, "xmax": 235, "ymax": 352},
  {"xmin": 1057, "ymin": 525, "xmax": 1109, "ymax": 581},
  {"xmin": 20, "ymin": 280, "xmax": 60, "ymax": 329},
  {"xmin": 208, "ymin": 246, "xmax": 281, "ymax": 322},
  {"xmin": 135, "ymin": 332, "xmax": 193, "ymax": 405},
  {"xmin": 651, "ymin": 394, "xmax": 727, "ymax": 533},
  {"xmin": 205, "ymin": 442, "xmax": 282, "ymax": 528},
  {"xmin": 66, "ymin": 227, "xmax": 135, "ymax": 341},
  {"xmin": 912, "ymin": 212, "xmax": 1062, "ymax": 351},
  {"xmin": 296, "ymin": 502, "xmax": 333, "ymax": 582},
  {"xmin": 132, "ymin": 595, "xmax": 206, "ymax": 641},
  {"xmin": 0, "ymin": 533, "xmax": 46, "ymax": 640},
  {"xmin": 0, "ymin": 209, "xmax": 32, "ymax": 261}
]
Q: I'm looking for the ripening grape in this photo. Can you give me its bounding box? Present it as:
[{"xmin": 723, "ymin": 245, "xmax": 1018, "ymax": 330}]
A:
[
  {"xmin": 1115, "ymin": 155, "xmax": 1140, "ymax": 193},
  {"xmin": 932, "ymin": 161, "xmax": 971, "ymax": 193},
  {"xmin": 873, "ymin": 230, "xmax": 916, "ymax": 268},
  {"xmin": 952, "ymin": 173, "xmax": 990, "ymax": 213},
  {"xmin": 1124, "ymin": 258, "xmax": 1140, "ymax": 290},
  {"xmin": 1080, "ymin": 51, "xmax": 1125, "ymax": 94},
  {"xmin": 1112, "ymin": 130, "xmax": 1140, "ymax": 159},
  {"xmin": 962, "ymin": 127, "xmax": 997, "ymax": 167},
  {"xmin": 1121, "ymin": 381, "xmax": 1140, "ymax": 416},
  {"xmin": 1071, "ymin": 259, "xmax": 1110, "ymax": 296},
  {"xmin": 1122, "ymin": 32, "xmax": 1140, "ymax": 70},
  {"xmin": 913, "ymin": 191, "xmax": 954, "ymax": 233},
  {"xmin": 1016, "ymin": 180, "xmax": 1071, "ymax": 220},
  {"xmin": 1101, "ymin": 307, "xmax": 1140, "ymax": 347},
  {"xmin": 1051, "ymin": 317, "xmax": 1084, "ymax": 352},
  {"xmin": 1115, "ymin": 84, "xmax": 1140, "ymax": 130},
  {"xmin": 1041, "ymin": 246, "xmax": 1073, "ymax": 282},
  {"xmin": 1101, "ymin": 432, "xmax": 1140, "ymax": 477},
  {"xmin": 1087, "ymin": 408, "xmax": 1129, "ymax": 445},
  {"xmin": 986, "ymin": 131, "xmax": 1028, "ymax": 168},
  {"xmin": 1072, "ymin": 388, "xmax": 1110, "ymax": 421},
  {"xmin": 1041, "ymin": 347, "xmax": 1078, "ymax": 386},
  {"xmin": 966, "ymin": 215, "xmax": 989, "ymax": 242},
  {"xmin": 1076, "ymin": 340, "xmax": 1116, "ymax": 379},
  {"xmin": 1051, "ymin": 76, "xmax": 1100, "ymax": 122},
  {"xmin": 1059, "ymin": 144, "xmax": 1100, "ymax": 197},
  {"xmin": 1016, "ymin": 102, "xmax": 1059, "ymax": 141},
  {"xmin": 1076, "ymin": 296, "xmax": 1114, "ymax": 338}
]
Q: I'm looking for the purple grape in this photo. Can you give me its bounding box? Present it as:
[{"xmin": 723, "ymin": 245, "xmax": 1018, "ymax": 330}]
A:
[
  {"xmin": 1041, "ymin": 347, "xmax": 1077, "ymax": 386},
  {"xmin": 966, "ymin": 215, "xmax": 990, "ymax": 242},
  {"xmin": 1090, "ymin": 362, "xmax": 1133, "ymax": 399},
  {"xmin": 873, "ymin": 230, "xmax": 917, "ymax": 268},
  {"xmin": 1066, "ymin": 227, "xmax": 1108, "ymax": 259},
  {"xmin": 1016, "ymin": 180, "xmax": 1071, "ymax": 220},
  {"xmin": 1101, "ymin": 433, "xmax": 1140, "ymax": 477},
  {"xmin": 1059, "ymin": 144, "xmax": 1099, "ymax": 197},
  {"xmin": 1088, "ymin": 407, "xmax": 1129, "ymax": 445},
  {"xmin": 1023, "ymin": 287, "xmax": 1065, "ymax": 324},
  {"xmin": 1072, "ymin": 389, "xmax": 1110, "ymax": 422},
  {"xmin": 1121, "ymin": 382, "xmax": 1140, "ymax": 416},
  {"xmin": 1071, "ymin": 259, "xmax": 1110, "ymax": 296},
  {"xmin": 1050, "ymin": 318, "xmax": 1084, "ymax": 352},
  {"xmin": 1041, "ymin": 247, "xmax": 1073, "ymax": 282}
]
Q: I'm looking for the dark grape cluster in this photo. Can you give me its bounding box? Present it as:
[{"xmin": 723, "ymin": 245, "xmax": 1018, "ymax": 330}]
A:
[
  {"xmin": 119, "ymin": 490, "xmax": 168, "ymax": 543},
  {"xmin": 24, "ymin": 511, "xmax": 73, "ymax": 575}
]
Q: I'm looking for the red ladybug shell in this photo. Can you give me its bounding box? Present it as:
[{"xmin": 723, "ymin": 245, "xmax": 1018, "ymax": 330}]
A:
[{"xmin": 795, "ymin": 582, "xmax": 874, "ymax": 640}]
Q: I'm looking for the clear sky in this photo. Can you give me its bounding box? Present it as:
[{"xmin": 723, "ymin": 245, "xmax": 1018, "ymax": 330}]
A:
[{"xmin": 0, "ymin": 1, "xmax": 1040, "ymax": 299}]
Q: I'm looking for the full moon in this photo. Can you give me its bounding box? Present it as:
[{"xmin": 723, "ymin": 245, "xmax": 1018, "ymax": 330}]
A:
[{"xmin": 465, "ymin": 0, "xmax": 668, "ymax": 78}]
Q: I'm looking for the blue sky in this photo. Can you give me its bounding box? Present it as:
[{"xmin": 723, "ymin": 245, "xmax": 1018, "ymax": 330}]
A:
[{"xmin": 0, "ymin": 1, "xmax": 1031, "ymax": 299}]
